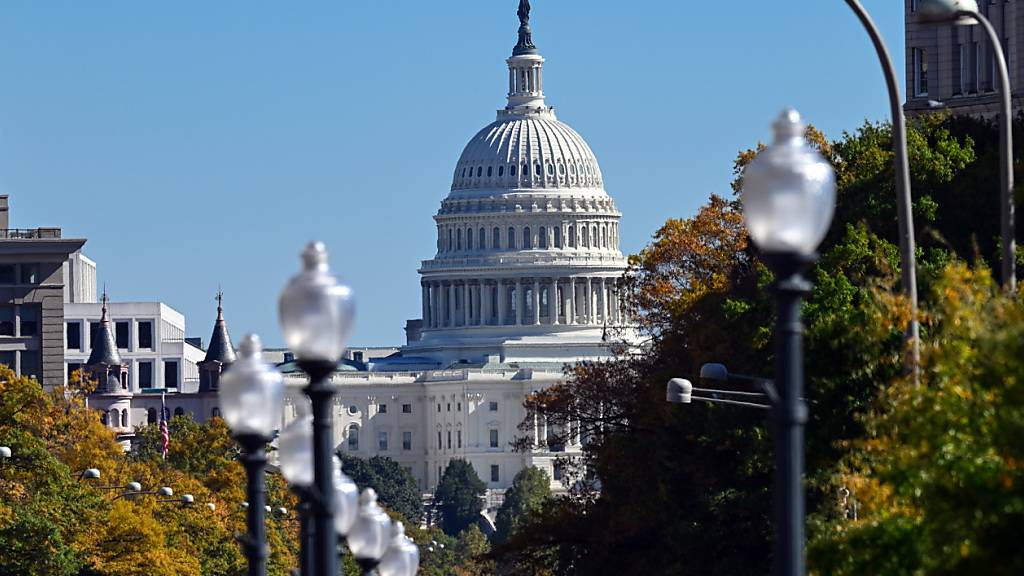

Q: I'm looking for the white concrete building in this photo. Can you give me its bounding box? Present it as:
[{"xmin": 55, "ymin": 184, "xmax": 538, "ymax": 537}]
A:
[{"xmin": 279, "ymin": 2, "xmax": 630, "ymax": 494}]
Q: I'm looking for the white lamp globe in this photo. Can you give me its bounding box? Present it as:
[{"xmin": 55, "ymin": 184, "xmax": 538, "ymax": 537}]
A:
[
  {"xmin": 742, "ymin": 108, "xmax": 836, "ymax": 256},
  {"xmin": 218, "ymin": 334, "xmax": 284, "ymax": 439},
  {"xmin": 347, "ymin": 488, "xmax": 392, "ymax": 562},
  {"xmin": 333, "ymin": 456, "xmax": 360, "ymax": 535},
  {"xmin": 278, "ymin": 414, "xmax": 314, "ymax": 488},
  {"xmin": 378, "ymin": 522, "xmax": 420, "ymax": 576},
  {"xmin": 278, "ymin": 242, "xmax": 356, "ymax": 363}
]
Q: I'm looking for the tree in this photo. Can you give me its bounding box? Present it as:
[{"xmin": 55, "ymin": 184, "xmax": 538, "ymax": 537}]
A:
[
  {"xmin": 434, "ymin": 460, "xmax": 486, "ymax": 536},
  {"xmin": 339, "ymin": 453, "xmax": 424, "ymax": 524},
  {"xmin": 808, "ymin": 264, "xmax": 1024, "ymax": 575},
  {"xmin": 453, "ymin": 525, "xmax": 495, "ymax": 576},
  {"xmin": 495, "ymin": 466, "xmax": 551, "ymax": 543}
]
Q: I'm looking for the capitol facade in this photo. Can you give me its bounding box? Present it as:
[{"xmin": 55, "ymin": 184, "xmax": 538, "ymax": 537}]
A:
[{"xmin": 85, "ymin": 3, "xmax": 628, "ymax": 496}]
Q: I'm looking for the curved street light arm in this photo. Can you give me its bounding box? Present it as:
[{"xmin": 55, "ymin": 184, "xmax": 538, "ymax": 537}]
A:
[
  {"xmin": 958, "ymin": 8, "xmax": 1016, "ymax": 291},
  {"xmin": 844, "ymin": 0, "xmax": 921, "ymax": 384}
]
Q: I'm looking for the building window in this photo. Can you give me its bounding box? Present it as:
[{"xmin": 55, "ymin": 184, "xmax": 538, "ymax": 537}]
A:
[
  {"xmin": 67, "ymin": 322, "xmax": 82, "ymax": 350},
  {"xmin": 490, "ymin": 429, "xmax": 499, "ymax": 448},
  {"xmin": 447, "ymin": 403, "xmax": 451, "ymax": 412},
  {"xmin": 348, "ymin": 425, "xmax": 360, "ymax": 450},
  {"xmin": 437, "ymin": 431, "xmax": 442, "ymax": 449},
  {"xmin": 913, "ymin": 47, "xmax": 928, "ymax": 96},
  {"xmin": 489, "ymin": 401, "xmax": 498, "ymax": 412},
  {"xmin": 174, "ymin": 407, "xmax": 184, "ymax": 417},
  {"xmin": 19, "ymin": 306, "xmax": 38, "ymax": 337},
  {"xmin": 539, "ymin": 226, "xmax": 548, "ymax": 249},
  {"xmin": 89, "ymin": 321, "xmax": 100, "ymax": 348},
  {"xmin": 457, "ymin": 429, "xmax": 462, "ymax": 449},
  {"xmin": 164, "ymin": 361, "xmax": 179, "ymax": 388},
  {"xmin": 568, "ymin": 226, "xmax": 576, "ymax": 248},
  {"xmin": 457, "ymin": 402, "xmax": 462, "ymax": 412},
  {"xmin": 523, "ymin": 227, "xmax": 532, "ymax": 249},
  {"xmin": 457, "ymin": 228, "xmax": 463, "ymax": 251},
  {"xmin": 148, "ymin": 408, "xmax": 157, "ymax": 424},
  {"xmin": 498, "ymin": 166, "xmax": 504, "ymax": 177},
  {"xmin": 554, "ymin": 226, "xmax": 562, "ymax": 248},
  {"xmin": 378, "ymin": 403, "xmax": 387, "ymax": 414},
  {"xmin": 402, "ymin": 431, "xmax": 412, "ymax": 450},
  {"xmin": 138, "ymin": 361, "xmax": 153, "ymax": 388},
  {"xmin": 493, "ymin": 227, "xmax": 501, "ymax": 249},
  {"xmin": 491, "ymin": 465, "xmax": 499, "ymax": 483},
  {"xmin": 510, "ymin": 164, "xmax": 517, "ymax": 176},
  {"xmin": 437, "ymin": 403, "xmax": 441, "ymax": 413},
  {"xmin": 121, "ymin": 409, "xmax": 129, "ymax": 428},
  {"xmin": 19, "ymin": 264, "xmax": 39, "ymax": 284},
  {"xmin": 508, "ymin": 227, "xmax": 516, "ymax": 249},
  {"xmin": 212, "ymin": 407, "xmax": 221, "ymax": 418},
  {"xmin": 478, "ymin": 227, "xmax": 486, "ymax": 249},
  {"xmin": 487, "ymin": 166, "xmax": 493, "ymax": 177},
  {"xmin": 378, "ymin": 431, "xmax": 389, "ymax": 451},
  {"xmin": 467, "ymin": 228, "xmax": 473, "ymax": 251},
  {"xmin": 66, "ymin": 362, "xmax": 82, "ymax": 382},
  {"xmin": 554, "ymin": 462, "xmax": 565, "ymax": 481},
  {"xmin": 402, "ymin": 403, "xmax": 412, "ymax": 414},
  {"xmin": 0, "ymin": 265, "xmax": 14, "ymax": 284},
  {"xmin": 20, "ymin": 352, "xmax": 40, "ymax": 381},
  {"xmin": 115, "ymin": 321, "xmax": 130, "ymax": 350},
  {"xmin": 138, "ymin": 321, "xmax": 153, "ymax": 349},
  {"xmin": 447, "ymin": 430, "xmax": 452, "ymax": 449},
  {"xmin": 0, "ymin": 306, "xmax": 13, "ymax": 336},
  {"xmin": 0, "ymin": 350, "xmax": 14, "ymax": 369}
]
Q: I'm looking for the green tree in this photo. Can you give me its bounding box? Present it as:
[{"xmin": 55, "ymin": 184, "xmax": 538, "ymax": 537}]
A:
[
  {"xmin": 434, "ymin": 460, "xmax": 486, "ymax": 536},
  {"xmin": 495, "ymin": 466, "xmax": 551, "ymax": 543},
  {"xmin": 339, "ymin": 453, "xmax": 424, "ymax": 524}
]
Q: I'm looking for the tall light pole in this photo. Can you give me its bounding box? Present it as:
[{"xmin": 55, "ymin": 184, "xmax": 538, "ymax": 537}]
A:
[
  {"xmin": 743, "ymin": 109, "xmax": 837, "ymax": 576},
  {"xmin": 843, "ymin": 0, "xmax": 921, "ymax": 382},
  {"xmin": 919, "ymin": 0, "xmax": 1015, "ymax": 291},
  {"xmin": 220, "ymin": 334, "xmax": 286, "ymax": 576}
]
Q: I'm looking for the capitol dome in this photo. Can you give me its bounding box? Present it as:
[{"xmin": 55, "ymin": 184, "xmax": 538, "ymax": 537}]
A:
[{"xmin": 450, "ymin": 115, "xmax": 604, "ymax": 195}]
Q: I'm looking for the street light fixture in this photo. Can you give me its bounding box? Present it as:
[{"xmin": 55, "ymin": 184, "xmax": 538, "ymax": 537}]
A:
[
  {"xmin": 220, "ymin": 333, "xmax": 285, "ymax": 576},
  {"xmin": 0, "ymin": 446, "xmax": 11, "ymax": 463},
  {"xmin": 347, "ymin": 489, "xmax": 393, "ymax": 575},
  {"xmin": 113, "ymin": 484, "xmax": 172, "ymax": 500},
  {"xmin": 917, "ymin": 0, "xmax": 1016, "ymax": 291},
  {"xmin": 743, "ymin": 108, "xmax": 836, "ymax": 576},
  {"xmin": 279, "ymin": 412, "xmax": 316, "ymax": 575},
  {"xmin": 665, "ymin": 378, "xmax": 692, "ymax": 404},
  {"xmin": 78, "ymin": 468, "xmax": 101, "ymax": 481},
  {"xmin": 279, "ymin": 241, "xmax": 356, "ymax": 576},
  {"xmin": 377, "ymin": 522, "xmax": 420, "ymax": 576}
]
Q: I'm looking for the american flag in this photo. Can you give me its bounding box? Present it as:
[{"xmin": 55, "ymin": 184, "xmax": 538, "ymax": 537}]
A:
[{"xmin": 160, "ymin": 392, "xmax": 169, "ymax": 460}]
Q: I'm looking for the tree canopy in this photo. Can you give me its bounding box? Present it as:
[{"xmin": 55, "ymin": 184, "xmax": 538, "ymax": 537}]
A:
[
  {"xmin": 434, "ymin": 459, "xmax": 487, "ymax": 536},
  {"xmin": 338, "ymin": 453, "xmax": 423, "ymax": 524},
  {"xmin": 495, "ymin": 466, "xmax": 552, "ymax": 543}
]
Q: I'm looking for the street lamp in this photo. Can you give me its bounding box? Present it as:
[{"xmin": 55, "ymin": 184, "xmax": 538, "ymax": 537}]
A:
[
  {"xmin": 279, "ymin": 412, "xmax": 315, "ymax": 576},
  {"xmin": 220, "ymin": 333, "xmax": 285, "ymax": 576},
  {"xmin": 78, "ymin": 468, "xmax": 101, "ymax": 481},
  {"xmin": 377, "ymin": 522, "xmax": 420, "ymax": 576},
  {"xmin": 0, "ymin": 446, "xmax": 11, "ymax": 464},
  {"xmin": 279, "ymin": 241, "xmax": 355, "ymax": 576},
  {"xmin": 158, "ymin": 493, "xmax": 195, "ymax": 505},
  {"xmin": 842, "ymin": 0, "xmax": 921, "ymax": 383},
  {"xmin": 917, "ymin": 0, "xmax": 1016, "ymax": 291},
  {"xmin": 347, "ymin": 489, "xmax": 393, "ymax": 575},
  {"xmin": 743, "ymin": 108, "xmax": 836, "ymax": 576}
]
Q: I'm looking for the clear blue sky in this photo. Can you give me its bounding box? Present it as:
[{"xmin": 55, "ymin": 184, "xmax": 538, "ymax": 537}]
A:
[{"xmin": 0, "ymin": 1, "xmax": 903, "ymax": 347}]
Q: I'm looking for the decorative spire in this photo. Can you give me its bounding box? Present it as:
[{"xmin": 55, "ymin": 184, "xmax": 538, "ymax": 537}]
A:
[
  {"xmin": 204, "ymin": 289, "xmax": 237, "ymax": 365},
  {"xmin": 87, "ymin": 288, "xmax": 122, "ymax": 368},
  {"xmin": 513, "ymin": 0, "xmax": 538, "ymax": 56}
]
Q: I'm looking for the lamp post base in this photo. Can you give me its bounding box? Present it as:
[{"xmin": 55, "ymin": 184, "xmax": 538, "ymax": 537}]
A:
[{"xmin": 236, "ymin": 433, "xmax": 273, "ymax": 576}]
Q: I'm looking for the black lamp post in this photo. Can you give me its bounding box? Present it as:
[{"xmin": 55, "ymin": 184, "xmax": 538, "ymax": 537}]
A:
[
  {"xmin": 278, "ymin": 241, "xmax": 356, "ymax": 576},
  {"xmin": 219, "ymin": 334, "xmax": 286, "ymax": 576},
  {"xmin": 741, "ymin": 109, "xmax": 837, "ymax": 576}
]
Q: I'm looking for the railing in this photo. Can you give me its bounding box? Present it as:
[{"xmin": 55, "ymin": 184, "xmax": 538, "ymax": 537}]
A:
[{"xmin": 0, "ymin": 228, "xmax": 62, "ymax": 239}]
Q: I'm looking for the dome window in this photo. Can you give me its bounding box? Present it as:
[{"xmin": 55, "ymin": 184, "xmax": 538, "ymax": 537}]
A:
[
  {"xmin": 493, "ymin": 227, "xmax": 501, "ymax": 249},
  {"xmin": 547, "ymin": 164, "xmax": 554, "ymax": 176},
  {"xmin": 508, "ymin": 227, "xmax": 517, "ymax": 249},
  {"xmin": 558, "ymin": 164, "xmax": 565, "ymax": 175},
  {"xmin": 461, "ymin": 168, "xmax": 466, "ymax": 178},
  {"xmin": 510, "ymin": 164, "xmax": 517, "ymax": 176},
  {"xmin": 467, "ymin": 228, "xmax": 473, "ymax": 251},
  {"xmin": 535, "ymin": 163, "xmax": 542, "ymax": 176},
  {"xmin": 568, "ymin": 227, "xmax": 576, "ymax": 248},
  {"xmin": 498, "ymin": 166, "xmax": 504, "ymax": 177},
  {"xmin": 523, "ymin": 227, "xmax": 532, "ymax": 249},
  {"xmin": 554, "ymin": 226, "xmax": 563, "ymax": 248},
  {"xmin": 479, "ymin": 227, "xmax": 486, "ymax": 249},
  {"xmin": 570, "ymin": 164, "xmax": 576, "ymax": 175},
  {"xmin": 539, "ymin": 226, "xmax": 548, "ymax": 249},
  {"xmin": 477, "ymin": 167, "xmax": 483, "ymax": 177},
  {"xmin": 457, "ymin": 229, "xmax": 463, "ymax": 251},
  {"xmin": 487, "ymin": 166, "xmax": 493, "ymax": 177}
]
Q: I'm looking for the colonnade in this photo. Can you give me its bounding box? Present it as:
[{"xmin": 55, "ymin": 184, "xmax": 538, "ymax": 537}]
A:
[{"xmin": 421, "ymin": 276, "xmax": 625, "ymax": 329}]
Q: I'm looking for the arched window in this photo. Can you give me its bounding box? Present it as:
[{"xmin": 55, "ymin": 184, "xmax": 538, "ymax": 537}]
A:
[
  {"xmin": 498, "ymin": 166, "xmax": 504, "ymax": 177},
  {"xmin": 568, "ymin": 226, "xmax": 576, "ymax": 247},
  {"xmin": 535, "ymin": 163, "xmax": 542, "ymax": 176},
  {"xmin": 580, "ymin": 226, "xmax": 588, "ymax": 248},
  {"xmin": 456, "ymin": 229, "xmax": 462, "ymax": 251},
  {"xmin": 174, "ymin": 407, "xmax": 184, "ymax": 418},
  {"xmin": 539, "ymin": 226, "xmax": 548, "ymax": 249},
  {"xmin": 493, "ymin": 227, "xmax": 501, "ymax": 249},
  {"xmin": 466, "ymin": 228, "xmax": 473, "ymax": 251},
  {"xmin": 122, "ymin": 409, "xmax": 128, "ymax": 428},
  {"xmin": 601, "ymin": 225, "xmax": 608, "ymax": 248},
  {"xmin": 591, "ymin": 225, "xmax": 598, "ymax": 247},
  {"xmin": 547, "ymin": 163, "xmax": 554, "ymax": 176},
  {"xmin": 477, "ymin": 167, "xmax": 483, "ymax": 177},
  {"xmin": 101, "ymin": 411, "xmax": 108, "ymax": 426},
  {"xmin": 447, "ymin": 228, "xmax": 453, "ymax": 252},
  {"xmin": 558, "ymin": 163, "xmax": 565, "ymax": 175},
  {"xmin": 348, "ymin": 424, "xmax": 360, "ymax": 450},
  {"xmin": 479, "ymin": 227, "xmax": 486, "ymax": 249},
  {"xmin": 510, "ymin": 164, "xmax": 517, "ymax": 176},
  {"xmin": 570, "ymin": 163, "xmax": 576, "ymax": 175},
  {"xmin": 523, "ymin": 227, "xmax": 532, "ymax": 249},
  {"xmin": 212, "ymin": 407, "xmax": 221, "ymax": 419},
  {"xmin": 554, "ymin": 226, "xmax": 562, "ymax": 248},
  {"xmin": 461, "ymin": 167, "xmax": 466, "ymax": 178},
  {"xmin": 147, "ymin": 408, "xmax": 157, "ymax": 424},
  {"xmin": 437, "ymin": 430, "xmax": 442, "ymax": 449},
  {"xmin": 508, "ymin": 227, "xmax": 516, "ymax": 249},
  {"xmin": 487, "ymin": 166, "xmax": 493, "ymax": 177}
]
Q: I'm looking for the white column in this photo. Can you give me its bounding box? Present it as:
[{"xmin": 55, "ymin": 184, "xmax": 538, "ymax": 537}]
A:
[
  {"xmin": 463, "ymin": 282, "xmax": 470, "ymax": 326},
  {"xmin": 498, "ymin": 281, "xmax": 506, "ymax": 325},
  {"xmin": 600, "ymin": 277, "xmax": 608, "ymax": 324},
  {"xmin": 422, "ymin": 284, "xmax": 430, "ymax": 327},
  {"xmin": 533, "ymin": 412, "xmax": 539, "ymax": 446},
  {"xmin": 568, "ymin": 278, "xmax": 576, "ymax": 325},
  {"xmin": 532, "ymin": 278, "xmax": 541, "ymax": 325},
  {"xmin": 540, "ymin": 414, "xmax": 548, "ymax": 446},
  {"xmin": 433, "ymin": 283, "xmax": 441, "ymax": 328},
  {"xmin": 549, "ymin": 278, "xmax": 559, "ymax": 325},
  {"xmin": 482, "ymin": 282, "xmax": 491, "ymax": 326},
  {"xmin": 514, "ymin": 278, "xmax": 523, "ymax": 325},
  {"xmin": 448, "ymin": 283, "xmax": 456, "ymax": 327}
]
